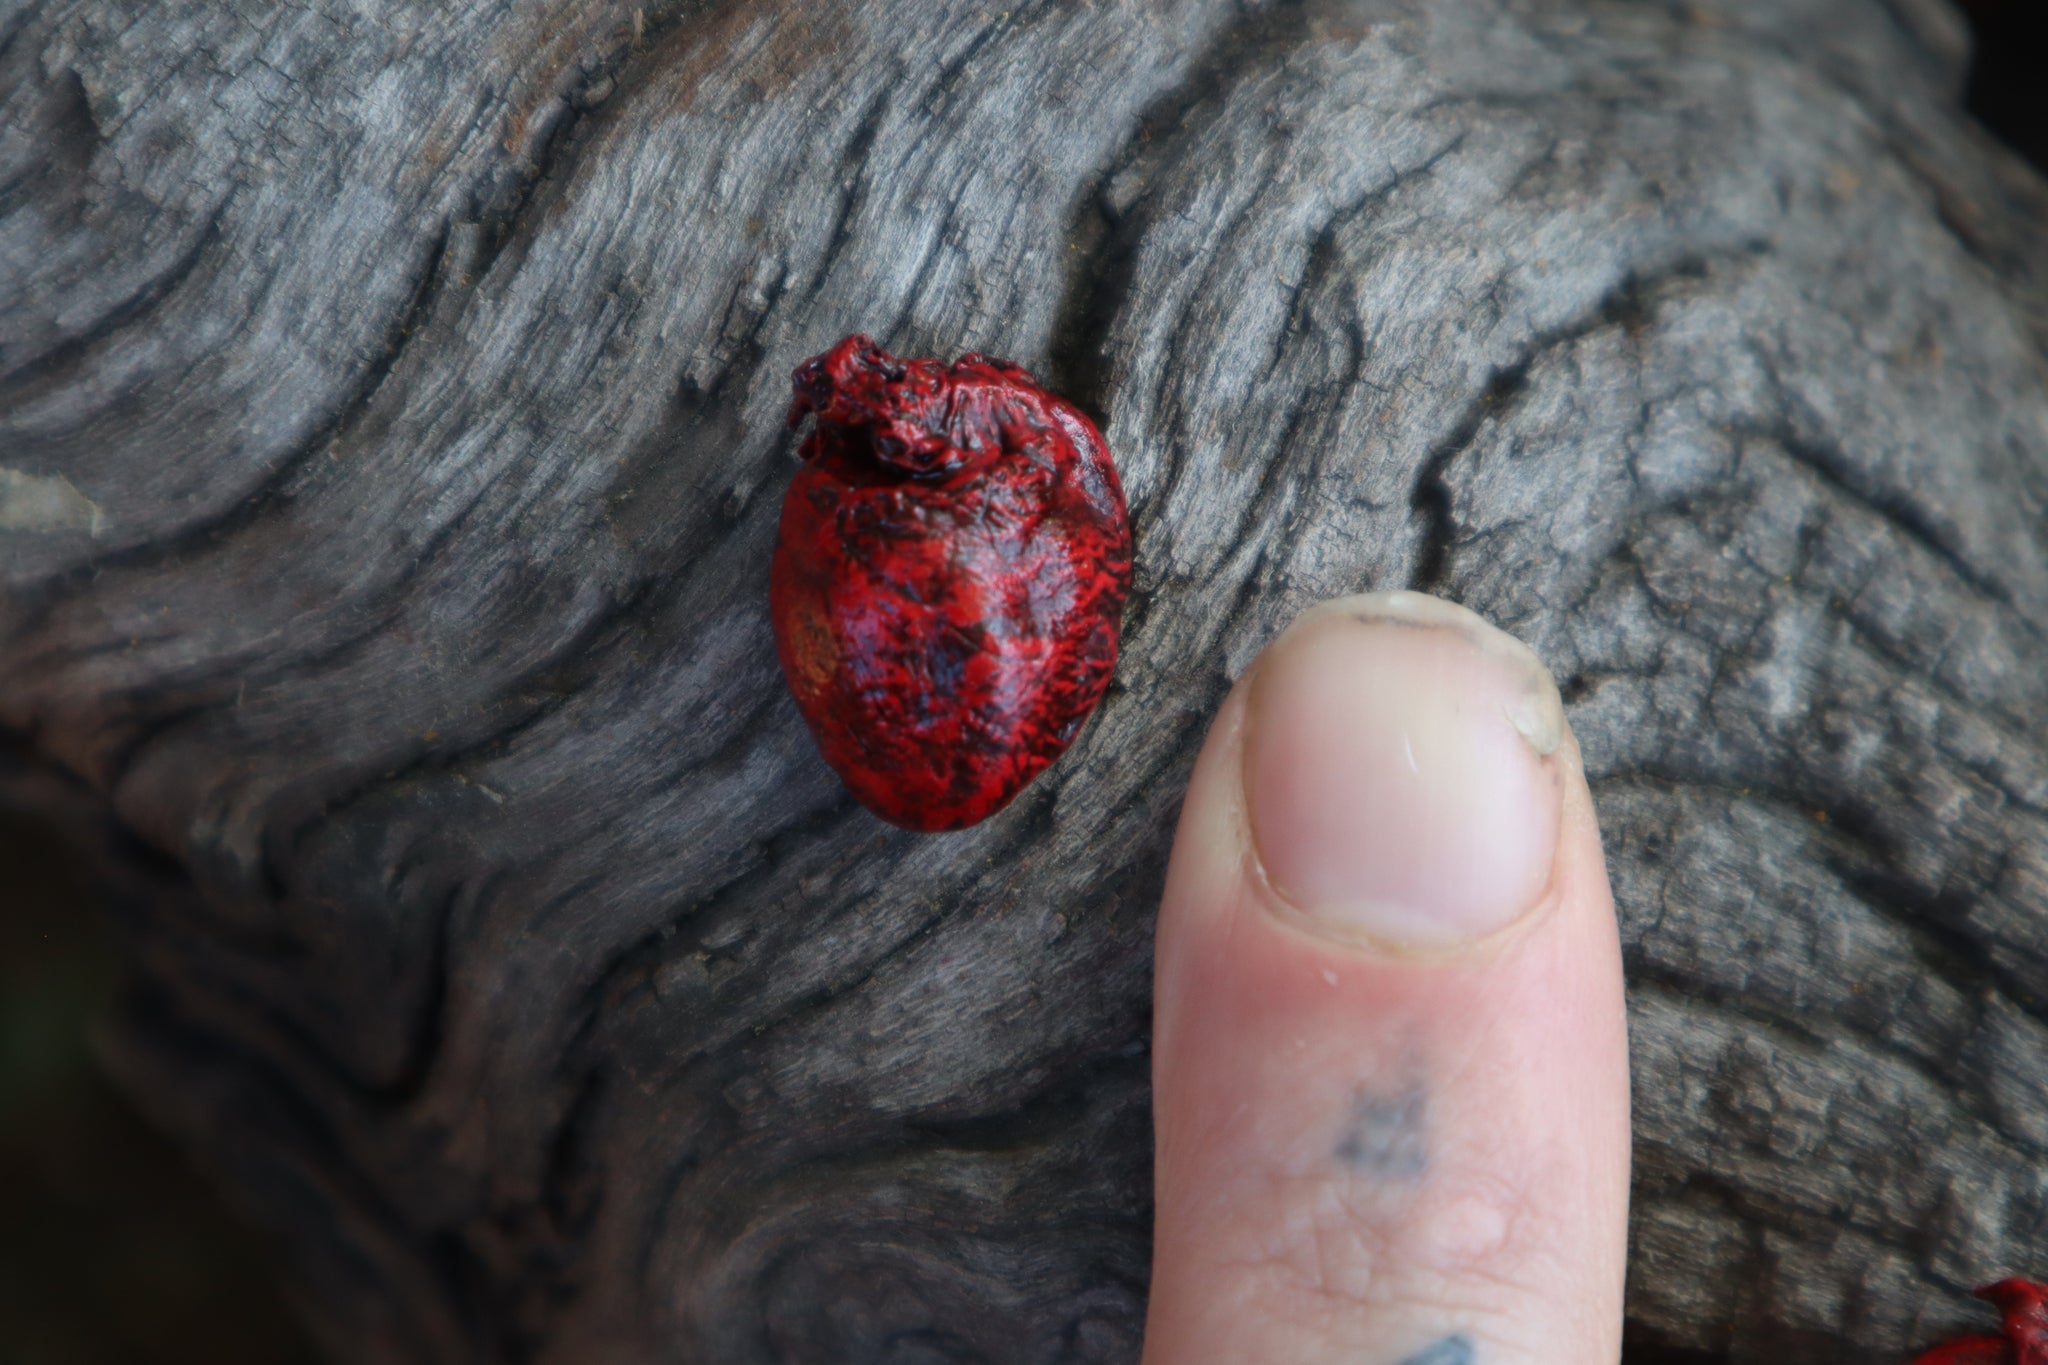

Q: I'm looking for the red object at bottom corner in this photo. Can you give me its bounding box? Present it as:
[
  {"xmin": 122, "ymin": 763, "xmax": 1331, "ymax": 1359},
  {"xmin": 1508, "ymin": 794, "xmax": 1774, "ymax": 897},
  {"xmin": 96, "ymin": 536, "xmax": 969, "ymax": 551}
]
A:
[
  {"xmin": 1910, "ymin": 1280, "xmax": 2048, "ymax": 1365},
  {"xmin": 1911, "ymin": 1334, "xmax": 2013, "ymax": 1365}
]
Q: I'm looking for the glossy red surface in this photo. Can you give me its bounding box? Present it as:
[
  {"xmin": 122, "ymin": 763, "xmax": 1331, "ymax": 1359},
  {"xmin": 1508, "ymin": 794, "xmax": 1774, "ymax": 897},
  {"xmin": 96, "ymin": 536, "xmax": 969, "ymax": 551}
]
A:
[
  {"xmin": 1911, "ymin": 1280, "xmax": 2048, "ymax": 1364},
  {"xmin": 770, "ymin": 334, "xmax": 1133, "ymax": 832}
]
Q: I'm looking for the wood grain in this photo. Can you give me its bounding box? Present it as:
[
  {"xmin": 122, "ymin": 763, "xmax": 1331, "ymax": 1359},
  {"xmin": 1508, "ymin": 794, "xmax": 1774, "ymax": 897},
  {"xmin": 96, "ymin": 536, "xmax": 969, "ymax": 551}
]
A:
[{"xmin": 5, "ymin": 0, "xmax": 2048, "ymax": 1359}]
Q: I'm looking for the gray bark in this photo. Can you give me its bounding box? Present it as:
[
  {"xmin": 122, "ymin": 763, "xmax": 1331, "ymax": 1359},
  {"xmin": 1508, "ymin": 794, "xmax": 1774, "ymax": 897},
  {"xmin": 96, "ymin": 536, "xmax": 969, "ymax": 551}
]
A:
[{"xmin": 5, "ymin": 0, "xmax": 2048, "ymax": 1360}]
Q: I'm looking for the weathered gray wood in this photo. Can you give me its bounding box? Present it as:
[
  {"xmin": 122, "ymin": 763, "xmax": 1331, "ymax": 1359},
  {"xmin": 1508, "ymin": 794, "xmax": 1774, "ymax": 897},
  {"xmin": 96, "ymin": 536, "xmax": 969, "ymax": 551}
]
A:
[{"xmin": 5, "ymin": 0, "xmax": 2048, "ymax": 1360}]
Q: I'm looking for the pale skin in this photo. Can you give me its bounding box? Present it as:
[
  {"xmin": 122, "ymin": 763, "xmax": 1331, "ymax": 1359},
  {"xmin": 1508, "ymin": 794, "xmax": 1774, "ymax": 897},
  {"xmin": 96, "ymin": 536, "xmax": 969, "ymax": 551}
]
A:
[{"xmin": 1143, "ymin": 591, "xmax": 1631, "ymax": 1365}]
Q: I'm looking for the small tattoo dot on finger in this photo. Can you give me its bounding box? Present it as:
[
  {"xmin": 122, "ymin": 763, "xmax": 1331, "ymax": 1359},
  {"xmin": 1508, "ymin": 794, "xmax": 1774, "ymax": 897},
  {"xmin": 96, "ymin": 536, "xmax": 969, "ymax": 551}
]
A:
[
  {"xmin": 1333, "ymin": 1080, "xmax": 1428, "ymax": 1179},
  {"xmin": 1396, "ymin": 1333, "xmax": 1475, "ymax": 1365}
]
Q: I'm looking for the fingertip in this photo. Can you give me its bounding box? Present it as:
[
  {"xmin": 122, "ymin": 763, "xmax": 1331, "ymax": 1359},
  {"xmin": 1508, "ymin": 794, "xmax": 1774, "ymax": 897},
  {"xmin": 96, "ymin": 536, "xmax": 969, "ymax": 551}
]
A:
[
  {"xmin": 1147, "ymin": 593, "xmax": 1629, "ymax": 1365},
  {"xmin": 1241, "ymin": 591, "xmax": 1569, "ymax": 952}
]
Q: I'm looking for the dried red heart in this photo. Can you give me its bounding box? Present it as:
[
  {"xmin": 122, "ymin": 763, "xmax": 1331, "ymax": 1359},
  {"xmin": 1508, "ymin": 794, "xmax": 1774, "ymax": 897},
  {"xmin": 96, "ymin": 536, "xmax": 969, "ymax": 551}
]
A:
[
  {"xmin": 771, "ymin": 334, "xmax": 1132, "ymax": 832},
  {"xmin": 1910, "ymin": 1279, "xmax": 2048, "ymax": 1364}
]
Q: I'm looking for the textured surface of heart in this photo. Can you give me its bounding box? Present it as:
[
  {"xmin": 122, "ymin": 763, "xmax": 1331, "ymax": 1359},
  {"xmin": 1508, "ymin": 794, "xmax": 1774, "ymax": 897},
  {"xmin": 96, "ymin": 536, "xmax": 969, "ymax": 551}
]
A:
[{"xmin": 771, "ymin": 335, "xmax": 1133, "ymax": 832}]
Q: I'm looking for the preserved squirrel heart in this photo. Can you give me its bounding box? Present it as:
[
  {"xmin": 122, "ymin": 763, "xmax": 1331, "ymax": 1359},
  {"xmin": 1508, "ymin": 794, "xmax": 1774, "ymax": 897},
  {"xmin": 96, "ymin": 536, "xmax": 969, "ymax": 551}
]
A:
[{"xmin": 770, "ymin": 334, "xmax": 1134, "ymax": 832}]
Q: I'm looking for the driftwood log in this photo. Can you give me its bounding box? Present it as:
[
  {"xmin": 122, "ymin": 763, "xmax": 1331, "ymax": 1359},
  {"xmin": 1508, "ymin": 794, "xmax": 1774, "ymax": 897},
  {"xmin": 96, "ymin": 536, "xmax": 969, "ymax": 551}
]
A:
[{"xmin": 5, "ymin": 0, "xmax": 2048, "ymax": 1360}]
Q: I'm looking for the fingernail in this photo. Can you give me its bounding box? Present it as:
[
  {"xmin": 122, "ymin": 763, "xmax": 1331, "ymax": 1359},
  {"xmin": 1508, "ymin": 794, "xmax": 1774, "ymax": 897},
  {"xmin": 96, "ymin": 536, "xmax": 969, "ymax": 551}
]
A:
[{"xmin": 1242, "ymin": 591, "xmax": 1567, "ymax": 950}]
